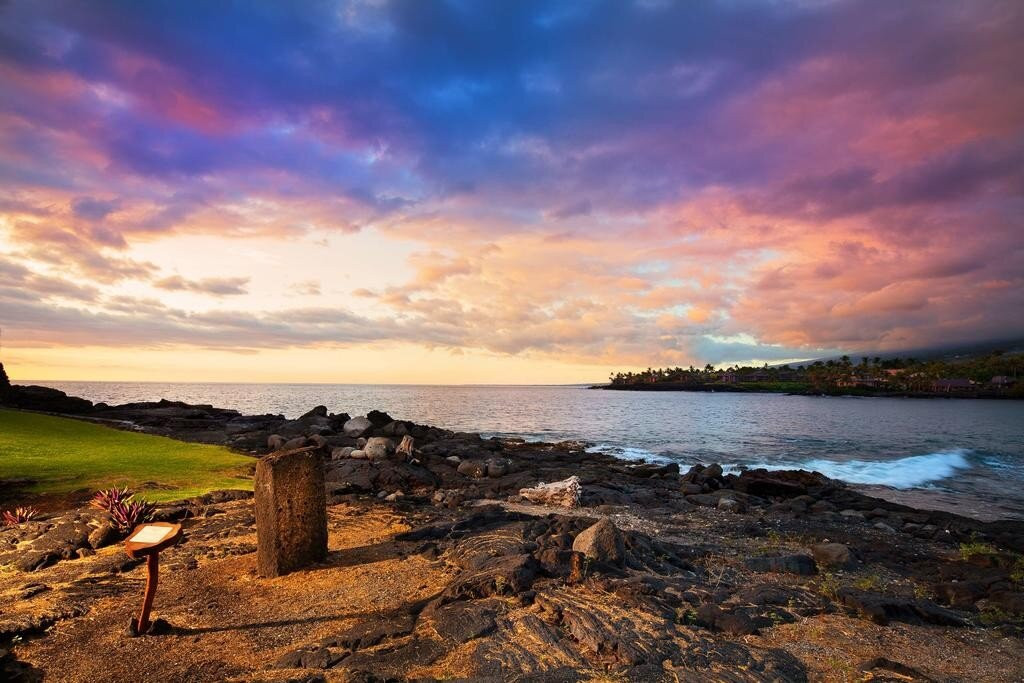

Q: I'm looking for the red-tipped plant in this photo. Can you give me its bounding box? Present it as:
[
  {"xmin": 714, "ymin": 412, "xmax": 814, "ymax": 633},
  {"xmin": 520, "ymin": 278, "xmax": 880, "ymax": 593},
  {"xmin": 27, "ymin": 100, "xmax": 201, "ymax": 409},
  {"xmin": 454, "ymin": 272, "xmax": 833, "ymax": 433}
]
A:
[
  {"xmin": 109, "ymin": 499, "xmax": 155, "ymax": 533},
  {"xmin": 2, "ymin": 506, "xmax": 40, "ymax": 526},
  {"xmin": 91, "ymin": 486, "xmax": 135, "ymax": 512}
]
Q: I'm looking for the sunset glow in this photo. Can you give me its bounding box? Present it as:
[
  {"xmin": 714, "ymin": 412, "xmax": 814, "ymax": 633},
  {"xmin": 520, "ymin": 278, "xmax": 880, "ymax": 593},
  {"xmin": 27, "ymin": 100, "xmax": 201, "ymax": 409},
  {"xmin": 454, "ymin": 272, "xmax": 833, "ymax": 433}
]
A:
[{"xmin": 1, "ymin": 1, "xmax": 1022, "ymax": 383}]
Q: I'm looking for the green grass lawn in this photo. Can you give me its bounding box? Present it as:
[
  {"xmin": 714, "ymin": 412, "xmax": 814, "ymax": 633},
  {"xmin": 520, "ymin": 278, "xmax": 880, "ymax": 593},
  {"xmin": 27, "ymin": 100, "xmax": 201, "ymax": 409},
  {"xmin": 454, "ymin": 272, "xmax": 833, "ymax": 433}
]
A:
[{"xmin": 0, "ymin": 409, "xmax": 254, "ymax": 504}]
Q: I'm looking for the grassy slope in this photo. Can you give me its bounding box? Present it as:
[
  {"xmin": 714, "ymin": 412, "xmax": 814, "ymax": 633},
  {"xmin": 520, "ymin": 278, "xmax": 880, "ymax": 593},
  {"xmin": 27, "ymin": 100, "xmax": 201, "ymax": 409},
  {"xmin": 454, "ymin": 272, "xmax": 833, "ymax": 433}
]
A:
[{"xmin": 0, "ymin": 409, "xmax": 253, "ymax": 502}]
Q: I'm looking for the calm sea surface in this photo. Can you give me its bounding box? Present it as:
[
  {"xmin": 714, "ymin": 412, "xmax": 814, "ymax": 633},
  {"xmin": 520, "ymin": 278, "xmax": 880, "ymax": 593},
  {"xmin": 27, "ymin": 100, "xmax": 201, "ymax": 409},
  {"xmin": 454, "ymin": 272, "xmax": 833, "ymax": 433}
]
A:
[{"xmin": 39, "ymin": 382, "xmax": 1024, "ymax": 520}]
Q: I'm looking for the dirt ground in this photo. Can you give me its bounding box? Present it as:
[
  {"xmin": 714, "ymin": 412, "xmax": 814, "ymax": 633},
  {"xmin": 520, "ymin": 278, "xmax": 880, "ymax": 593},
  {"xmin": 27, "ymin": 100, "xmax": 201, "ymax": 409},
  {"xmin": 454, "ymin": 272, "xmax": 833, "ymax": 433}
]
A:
[{"xmin": 3, "ymin": 499, "xmax": 1024, "ymax": 682}]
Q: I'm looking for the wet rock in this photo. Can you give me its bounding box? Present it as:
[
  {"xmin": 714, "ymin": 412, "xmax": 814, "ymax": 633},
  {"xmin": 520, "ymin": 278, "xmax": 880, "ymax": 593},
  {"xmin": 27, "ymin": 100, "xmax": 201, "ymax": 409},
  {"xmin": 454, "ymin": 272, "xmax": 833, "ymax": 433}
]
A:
[
  {"xmin": 734, "ymin": 471, "xmax": 811, "ymax": 498},
  {"xmin": 572, "ymin": 518, "xmax": 625, "ymax": 567},
  {"xmin": 745, "ymin": 554, "xmax": 817, "ymax": 575},
  {"xmin": 343, "ymin": 416, "xmax": 372, "ymax": 438},
  {"xmin": 519, "ymin": 476, "xmax": 582, "ymax": 508},
  {"xmin": 703, "ymin": 464, "xmax": 724, "ymax": 479}
]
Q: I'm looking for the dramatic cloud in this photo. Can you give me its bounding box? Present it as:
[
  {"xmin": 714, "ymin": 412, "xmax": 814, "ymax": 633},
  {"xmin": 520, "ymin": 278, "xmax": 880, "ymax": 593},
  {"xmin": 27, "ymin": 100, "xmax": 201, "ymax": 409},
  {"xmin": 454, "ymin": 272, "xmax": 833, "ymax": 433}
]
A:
[
  {"xmin": 154, "ymin": 275, "xmax": 250, "ymax": 297},
  {"xmin": 0, "ymin": 0, "xmax": 1022, "ymax": 380}
]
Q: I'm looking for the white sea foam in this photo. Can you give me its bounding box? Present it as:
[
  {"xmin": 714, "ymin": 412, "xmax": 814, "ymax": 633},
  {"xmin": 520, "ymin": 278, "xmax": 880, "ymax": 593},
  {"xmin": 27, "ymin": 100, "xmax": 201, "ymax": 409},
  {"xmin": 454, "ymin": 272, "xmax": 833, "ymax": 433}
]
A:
[
  {"xmin": 585, "ymin": 444, "xmax": 676, "ymax": 464},
  {"xmin": 733, "ymin": 449, "xmax": 974, "ymax": 489}
]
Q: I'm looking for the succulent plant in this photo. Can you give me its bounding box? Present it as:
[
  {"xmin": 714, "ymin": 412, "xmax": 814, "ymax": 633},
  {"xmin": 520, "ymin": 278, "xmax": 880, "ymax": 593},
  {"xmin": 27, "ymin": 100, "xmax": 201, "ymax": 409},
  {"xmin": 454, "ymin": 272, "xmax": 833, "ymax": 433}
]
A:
[
  {"xmin": 91, "ymin": 486, "xmax": 135, "ymax": 512},
  {"xmin": 109, "ymin": 499, "xmax": 155, "ymax": 533},
  {"xmin": 2, "ymin": 506, "xmax": 40, "ymax": 526}
]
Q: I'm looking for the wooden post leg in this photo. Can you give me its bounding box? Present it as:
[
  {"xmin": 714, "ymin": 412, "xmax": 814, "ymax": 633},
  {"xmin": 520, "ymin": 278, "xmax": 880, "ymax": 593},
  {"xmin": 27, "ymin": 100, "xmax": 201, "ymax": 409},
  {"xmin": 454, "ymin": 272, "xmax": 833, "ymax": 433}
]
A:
[{"xmin": 136, "ymin": 552, "xmax": 159, "ymax": 633}]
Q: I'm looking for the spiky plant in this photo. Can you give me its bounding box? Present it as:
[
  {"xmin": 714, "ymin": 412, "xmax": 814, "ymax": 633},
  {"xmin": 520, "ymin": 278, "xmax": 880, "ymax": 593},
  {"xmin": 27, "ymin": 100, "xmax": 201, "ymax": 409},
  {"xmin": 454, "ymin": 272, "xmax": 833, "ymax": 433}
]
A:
[
  {"xmin": 91, "ymin": 486, "xmax": 135, "ymax": 512},
  {"xmin": 109, "ymin": 499, "xmax": 155, "ymax": 533},
  {"xmin": 2, "ymin": 506, "xmax": 40, "ymax": 526}
]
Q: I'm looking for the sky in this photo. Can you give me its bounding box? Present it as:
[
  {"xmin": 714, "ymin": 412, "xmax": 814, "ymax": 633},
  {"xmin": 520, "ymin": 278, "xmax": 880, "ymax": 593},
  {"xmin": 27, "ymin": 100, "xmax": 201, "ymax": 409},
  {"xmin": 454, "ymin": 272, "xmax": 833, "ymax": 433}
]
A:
[{"xmin": 1, "ymin": 0, "xmax": 1022, "ymax": 384}]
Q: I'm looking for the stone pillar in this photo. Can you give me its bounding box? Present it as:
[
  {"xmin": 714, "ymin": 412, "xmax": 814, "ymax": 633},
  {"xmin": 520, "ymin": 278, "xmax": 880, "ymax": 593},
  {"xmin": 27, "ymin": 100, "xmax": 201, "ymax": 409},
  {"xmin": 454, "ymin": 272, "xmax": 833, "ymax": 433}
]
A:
[{"xmin": 255, "ymin": 447, "xmax": 327, "ymax": 577}]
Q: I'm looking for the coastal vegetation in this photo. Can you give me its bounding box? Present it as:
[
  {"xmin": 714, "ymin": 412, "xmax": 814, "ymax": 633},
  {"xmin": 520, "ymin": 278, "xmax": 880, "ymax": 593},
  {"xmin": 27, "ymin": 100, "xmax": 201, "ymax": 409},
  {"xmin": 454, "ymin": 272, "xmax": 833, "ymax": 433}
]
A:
[
  {"xmin": 603, "ymin": 351, "xmax": 1024, "ymax": 397},
  {"xmin": 0, "ymin": 409, "xmax": 253, "ymax": 504}
]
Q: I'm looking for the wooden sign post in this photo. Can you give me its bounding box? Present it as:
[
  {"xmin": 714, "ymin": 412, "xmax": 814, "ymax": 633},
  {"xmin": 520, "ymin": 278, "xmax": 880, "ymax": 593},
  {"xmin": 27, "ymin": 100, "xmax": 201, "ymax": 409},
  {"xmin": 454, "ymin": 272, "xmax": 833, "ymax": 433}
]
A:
[{"xmin": 124, "ymin": 521, "xmax": 182, "ymax": 636}]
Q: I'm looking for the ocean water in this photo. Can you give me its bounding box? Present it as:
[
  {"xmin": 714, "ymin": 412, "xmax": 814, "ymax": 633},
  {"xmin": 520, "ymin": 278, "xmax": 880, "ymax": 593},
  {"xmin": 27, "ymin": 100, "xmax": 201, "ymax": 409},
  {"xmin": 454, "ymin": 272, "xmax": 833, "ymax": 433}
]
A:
[{"xmin": 38, "ymin": 381, "xmax": 1024, "ymax": 520}]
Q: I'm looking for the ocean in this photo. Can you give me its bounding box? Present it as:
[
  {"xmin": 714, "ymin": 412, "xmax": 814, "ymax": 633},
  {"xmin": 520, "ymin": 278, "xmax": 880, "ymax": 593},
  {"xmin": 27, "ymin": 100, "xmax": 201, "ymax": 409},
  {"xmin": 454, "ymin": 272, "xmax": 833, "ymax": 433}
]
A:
[{"xmin": 37, "ymin": 381, "xmax": 1024, "ymax": 521}]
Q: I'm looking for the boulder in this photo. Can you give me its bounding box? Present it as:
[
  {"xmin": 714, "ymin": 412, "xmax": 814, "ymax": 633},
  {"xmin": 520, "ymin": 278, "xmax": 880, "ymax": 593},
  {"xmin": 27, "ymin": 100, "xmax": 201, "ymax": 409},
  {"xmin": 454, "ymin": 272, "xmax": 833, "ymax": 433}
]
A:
[
  {"xmin": 282, "ymin": 436, "xmax": 308, "ymax": 450},
  {"xmin": 810, "ymin": 542, "xmax": 854, "ymax": 569},
  {"xmin": 364, "ymin": 437, "xmax": 394, "ymax": 461},
  {"xmin": 485, "ymin": 457, "xmax": 511, "ymax": 478},
  {"xmin": 267, "ymin": 434, "xmax": 286, "ymax": 451},
  {"xmin": 572, "ymin": 518, "xmax": 625, "ymax": 566},
  {"xmin": 457, "ymin": 460, "xmax": 487, "ymax": 478},
  {"xmin": 343, "ymin": 416, "xmax": 373, "ymax": 438},
  {"xmin": 331, "ymin": 447, "xmax": 354, "ymax": 460},
  {"xmin": 366, "ymin": 409, "xmax": 394, "ymax": 427},
  {"xmin": 717, "ymin": 497, "xmax": 745, "ymax": 513},
  {"xmin": 703, "ymin": 463, "xmax": 724, "ymax": 479},
  {"xmin": 300, "ymin": 405, "xmax": 328, "ymax": 420},
  {"xmin": 519, "ymin": 476, "xmax": 582, "ymax": 509}
]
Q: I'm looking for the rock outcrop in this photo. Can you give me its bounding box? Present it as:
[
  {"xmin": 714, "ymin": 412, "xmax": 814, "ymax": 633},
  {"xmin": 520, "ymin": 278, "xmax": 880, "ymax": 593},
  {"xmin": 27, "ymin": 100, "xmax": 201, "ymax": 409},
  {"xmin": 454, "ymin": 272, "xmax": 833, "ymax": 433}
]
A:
[{"xmin": 519, "ymin": 476, "xmax": 583, "ymax": 508}]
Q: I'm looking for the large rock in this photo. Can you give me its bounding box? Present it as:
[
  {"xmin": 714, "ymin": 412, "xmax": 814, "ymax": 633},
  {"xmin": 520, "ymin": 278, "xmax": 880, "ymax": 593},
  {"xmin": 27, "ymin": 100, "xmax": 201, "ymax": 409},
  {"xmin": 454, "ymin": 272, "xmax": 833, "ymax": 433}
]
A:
[
  {"xmin": 255, "ymin": 448, "xmax": 327, "ymax": 578},
  {"xmin": 343, "ymin": 416, "xmax": 373, "ymax": 438},
  {"xmin": 519, "ymin": 476, "xmax": 582, "ymax": 508},
  {"xmin": 282, "ymin": 436, "xmax": 308, "ymax": 450},
  {"xmin": 457, "ymin": 460, "xmax": 487, "ymax": 478},
  {"xmin": 572, "ymin": 518, "xmax": 625, "ymax": 566},
  {"xmin": 300, "ymin": 405, "xmax": 328, "ymax": 420},
  {"xmin": 810, "ymin": 542, "xmax": 854, "ymax": 569},
  {"xmin": 364, "ymin": 437, "xmax": 394, "ymax": 461}
]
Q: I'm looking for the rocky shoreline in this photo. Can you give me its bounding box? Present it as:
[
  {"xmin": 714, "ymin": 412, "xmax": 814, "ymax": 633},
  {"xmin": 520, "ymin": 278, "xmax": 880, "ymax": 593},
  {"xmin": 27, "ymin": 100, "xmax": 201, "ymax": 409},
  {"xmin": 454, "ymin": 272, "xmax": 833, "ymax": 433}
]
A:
[{"xmin": 2, "ymin": 384, "xmax": 1024, "ymax": 681}]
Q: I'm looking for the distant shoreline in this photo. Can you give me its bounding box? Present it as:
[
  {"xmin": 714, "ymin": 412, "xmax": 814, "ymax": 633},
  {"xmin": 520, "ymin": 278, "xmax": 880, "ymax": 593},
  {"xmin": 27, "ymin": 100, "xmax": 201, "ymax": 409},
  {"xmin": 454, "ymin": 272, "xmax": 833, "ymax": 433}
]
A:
[{"xmin": 590, "ymin": 382, "xmax": 1024, "ymax": 400}]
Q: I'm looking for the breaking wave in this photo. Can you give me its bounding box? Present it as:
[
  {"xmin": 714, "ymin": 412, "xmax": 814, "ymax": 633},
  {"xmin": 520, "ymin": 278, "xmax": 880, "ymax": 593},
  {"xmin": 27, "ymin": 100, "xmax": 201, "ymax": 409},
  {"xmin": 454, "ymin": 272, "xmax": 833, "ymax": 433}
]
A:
[{"xmin": 737, "ymin": 449, "xmax": 975, "ymax": 489}]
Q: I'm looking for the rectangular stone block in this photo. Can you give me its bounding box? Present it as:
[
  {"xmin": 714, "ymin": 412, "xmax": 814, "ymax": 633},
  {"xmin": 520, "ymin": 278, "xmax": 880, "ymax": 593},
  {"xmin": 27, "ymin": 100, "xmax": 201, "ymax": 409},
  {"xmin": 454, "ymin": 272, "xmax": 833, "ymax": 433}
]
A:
[{"xmin": 255, "ymin": 447, "xmax": 327, "ymax": 577}]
